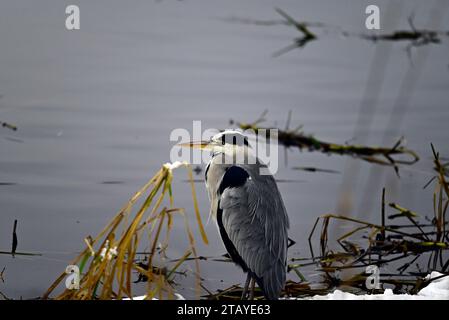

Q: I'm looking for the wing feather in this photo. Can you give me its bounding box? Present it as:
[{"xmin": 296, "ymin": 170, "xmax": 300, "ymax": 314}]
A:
[{"xmin": 218, "ymin": 166, "xmax": 289, "ymax": 299}]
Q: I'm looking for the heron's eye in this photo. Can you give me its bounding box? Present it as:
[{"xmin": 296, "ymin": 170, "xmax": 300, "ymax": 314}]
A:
[{"xmin": 219, "ymin": 134, "xmax": 249, "ymax": 146}]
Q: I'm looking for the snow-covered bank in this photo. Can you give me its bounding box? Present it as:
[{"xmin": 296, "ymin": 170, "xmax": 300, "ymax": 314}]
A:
[
  {"xmin": 123, "ymin": 293, "xmax": 185, "ymax": 300},
  {"xmin": 307, "ymin": 272, "xmax": 449, "ymax": 300}
]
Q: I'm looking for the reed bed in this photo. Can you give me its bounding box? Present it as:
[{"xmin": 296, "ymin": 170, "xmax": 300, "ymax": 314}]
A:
[
  {"xmin": 43, "ymin": 162, "xmax": 208, "ymax": 300},
  {"xmin": 303, "ymin": 144, "xmax": 449, "ymax": 295}
]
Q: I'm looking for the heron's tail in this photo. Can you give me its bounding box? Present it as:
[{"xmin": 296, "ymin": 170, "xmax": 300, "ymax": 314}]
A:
[{"xmin": 255, "ymin": 260, "xmax": 286, "ymax": 300}]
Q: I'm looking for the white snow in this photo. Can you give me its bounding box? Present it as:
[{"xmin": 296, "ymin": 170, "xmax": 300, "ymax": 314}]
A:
[
  {"xmin": 306, "ymin": 272, "xmax": 449, "ymax": 300},
  {"xmin": 123, "ymin": 293, "xmax": 185, "ymax": 300},
  {"xmin": 163, "ymin": 161, "xmax": 188, "ymax": 170}
]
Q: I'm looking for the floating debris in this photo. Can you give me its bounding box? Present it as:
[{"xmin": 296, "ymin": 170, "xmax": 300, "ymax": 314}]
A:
[
  {"xmin": 359, "ymin": 15, "xmax": 443, "ymax": 49},
  {"xmin": 272, "ymin": 8, "xmax": 317, "ymax": 56},
  {"xmin": 231, "ymin": 9, "xmax": 448, "ymax": 58},
  {"xmin": 292, "ymin": 167, "xmax": 340, "ymax": 174},
  {"xmin": 1, "ymin": 121, "xmax": 17, "ymax": 131},
  {"xmin": 231, "ymin": 111, "xmax": 419, "ymax": 175}
]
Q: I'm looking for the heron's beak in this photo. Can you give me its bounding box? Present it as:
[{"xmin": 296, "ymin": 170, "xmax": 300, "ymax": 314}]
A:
[{"xmin": 178, "ymin": 140, "xmax": 212, "ymax": 150}]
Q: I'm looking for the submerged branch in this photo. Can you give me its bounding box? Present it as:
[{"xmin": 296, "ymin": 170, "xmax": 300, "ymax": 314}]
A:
[{"xmin": 231, "ymin": 111, "xmax": 419, "ymax": 173}]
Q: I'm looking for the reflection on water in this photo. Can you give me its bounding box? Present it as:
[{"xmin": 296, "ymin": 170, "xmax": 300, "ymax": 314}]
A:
[{"xmin": 0, "ymin": 0, "xmax": 448, "ymax": 298}]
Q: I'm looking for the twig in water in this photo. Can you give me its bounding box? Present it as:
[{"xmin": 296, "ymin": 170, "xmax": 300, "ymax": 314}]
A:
[
  {"xmin": 272, "ymin": 8, "xmax": 317, "ymax": 56},
  {"xmin": 12, "ymin": 220, "xmax": 18, "ymax": 257},
  {"xmin": 232, "ymin": 111, "xmax": 419, "ymax": 174},
  {"xmin": 1, "ymin": 121, "xmax": 17, "ymax": 131}
]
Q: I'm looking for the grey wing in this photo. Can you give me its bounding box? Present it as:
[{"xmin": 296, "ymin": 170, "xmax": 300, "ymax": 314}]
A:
[{"xmin": 219, "ymin": 174, "xmax": 289, "ymax": 299}]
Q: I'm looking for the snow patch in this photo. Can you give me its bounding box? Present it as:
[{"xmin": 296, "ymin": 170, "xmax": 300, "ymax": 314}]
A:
[
  {"xmin": 123, "ymin": 293, "xmax": 185, "ymax": 300},
  {"xmin": 306, "ymin": 272, "xmax": 449, "ymax": 300}
]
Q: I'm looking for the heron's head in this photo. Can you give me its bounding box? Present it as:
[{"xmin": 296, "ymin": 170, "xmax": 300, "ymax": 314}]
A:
[{"xmin": 179, "ymin": 130, "xmax": 250, "ymax": 157}]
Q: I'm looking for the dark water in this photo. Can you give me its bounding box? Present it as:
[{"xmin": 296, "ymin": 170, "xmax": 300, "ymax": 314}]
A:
[{"xmin": 0, "ymin": 0, "xmax": 448, "ymax": 298}]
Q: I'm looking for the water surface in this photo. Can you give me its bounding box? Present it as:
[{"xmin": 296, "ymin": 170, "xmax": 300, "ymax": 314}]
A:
[{"xmin": 0, "ymin": 0, "xmax": 448, "ymax": 298}]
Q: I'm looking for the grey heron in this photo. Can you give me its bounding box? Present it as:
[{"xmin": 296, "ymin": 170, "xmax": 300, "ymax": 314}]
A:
[{"xmin": 181, "ymin": 130, "xmax": 289, "ymax": 300}]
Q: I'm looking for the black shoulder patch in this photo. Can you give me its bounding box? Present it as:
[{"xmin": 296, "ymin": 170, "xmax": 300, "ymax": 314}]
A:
[{"xmin": 219, "ymin": 166, "xmax": 249, "ymax": 194}]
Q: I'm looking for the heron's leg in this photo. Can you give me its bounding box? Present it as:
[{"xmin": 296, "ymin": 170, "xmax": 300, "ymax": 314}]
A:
[
  {"xmin": 249, "ymin": 277, "xmax": 256, "ymax": 300},
  {"xmin": 241, "ymin": 273, "xmax": 251, "ymax": 300}
]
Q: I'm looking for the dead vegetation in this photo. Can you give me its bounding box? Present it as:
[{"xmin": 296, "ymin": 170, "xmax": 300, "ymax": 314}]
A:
[
  {"xmin": 225, "ymin": 8, "xmax": 448, "ymax": 57},
  {"xmin": 302, "ymin": 144, "xmax": 449, "ymax": 296},
  {"xmin": 231, "ymin": 111, "xmax": 419, "ymax": 175},
  {"xmin": 0, "ymin": 121, "xmax": 17, "ymax": 131},
  {"xmin": 42, "ymin": 162, "xmax": 208, "ymax": 300}
]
